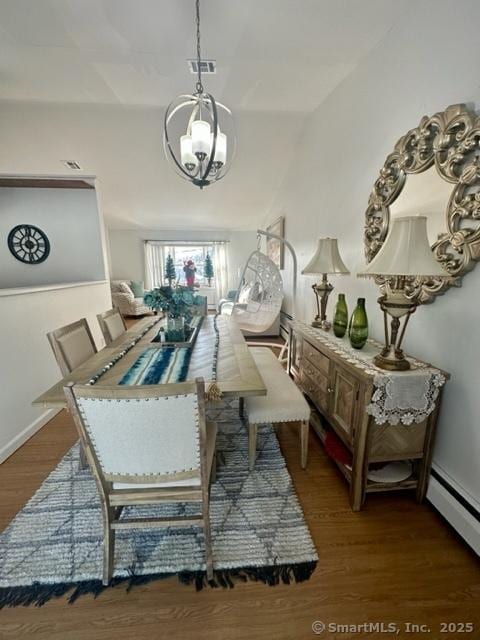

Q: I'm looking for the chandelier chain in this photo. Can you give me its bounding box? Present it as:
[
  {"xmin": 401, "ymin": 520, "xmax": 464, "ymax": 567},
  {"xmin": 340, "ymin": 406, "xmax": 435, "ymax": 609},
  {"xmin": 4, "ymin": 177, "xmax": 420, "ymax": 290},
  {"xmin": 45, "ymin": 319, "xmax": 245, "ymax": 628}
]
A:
[{"xmin": 195, "ymin": 0, "xmax": 203, "ymax": 94}]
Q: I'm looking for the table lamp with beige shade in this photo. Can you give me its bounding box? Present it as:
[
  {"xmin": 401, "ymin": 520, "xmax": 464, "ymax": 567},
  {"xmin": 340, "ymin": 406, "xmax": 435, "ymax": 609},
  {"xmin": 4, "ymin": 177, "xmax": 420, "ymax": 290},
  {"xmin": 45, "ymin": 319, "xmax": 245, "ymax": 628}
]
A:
[
  {"xmin": 302, "ymin": 238, "xmax": 350, "ymax": 330},
  {"xmin": 358, "ymin": 215, "xmax": 449, "ymax": 371}
]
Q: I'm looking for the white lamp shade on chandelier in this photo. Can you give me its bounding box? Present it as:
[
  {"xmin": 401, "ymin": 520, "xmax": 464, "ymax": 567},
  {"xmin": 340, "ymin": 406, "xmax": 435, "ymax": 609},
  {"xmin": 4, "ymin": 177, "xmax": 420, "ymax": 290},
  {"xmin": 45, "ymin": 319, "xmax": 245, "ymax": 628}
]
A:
[
  {"xmin": 359, "ymin": 216, "xmax": 449, "ymax": 278},
  {"xmin": 302, "ymin": 238, "xmax": 350, "ymax": 275},
  {"xmin": 191, "ymin": 120, "xmax": 211, "ymax": 157},
  {"xmin": 180, "ymin": 135, "xmax": 198, "ymax": 170},
  {"xmin": 212, "ymin": 131, "xmax": 227, "ymax": 164}
]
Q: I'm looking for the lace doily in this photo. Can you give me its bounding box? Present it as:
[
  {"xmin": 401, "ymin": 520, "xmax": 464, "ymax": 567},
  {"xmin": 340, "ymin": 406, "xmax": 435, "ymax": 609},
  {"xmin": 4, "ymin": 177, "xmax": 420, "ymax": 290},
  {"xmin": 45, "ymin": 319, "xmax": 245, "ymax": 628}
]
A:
[
  {"xmin": 294, "ymin": 322, "xmax": 446, "ymax": 426},
  {"xmin": 368, "ymin": 372, "xmax": 446, "ymax": 425}
]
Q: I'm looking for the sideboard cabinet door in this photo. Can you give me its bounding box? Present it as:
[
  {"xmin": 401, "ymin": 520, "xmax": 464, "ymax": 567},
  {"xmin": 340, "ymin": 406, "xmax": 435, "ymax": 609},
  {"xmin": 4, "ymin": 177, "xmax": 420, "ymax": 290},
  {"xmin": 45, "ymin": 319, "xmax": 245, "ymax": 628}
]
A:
[{"xmin": 329, "ymin": 364, "xmax": 360, "ymax": 442}]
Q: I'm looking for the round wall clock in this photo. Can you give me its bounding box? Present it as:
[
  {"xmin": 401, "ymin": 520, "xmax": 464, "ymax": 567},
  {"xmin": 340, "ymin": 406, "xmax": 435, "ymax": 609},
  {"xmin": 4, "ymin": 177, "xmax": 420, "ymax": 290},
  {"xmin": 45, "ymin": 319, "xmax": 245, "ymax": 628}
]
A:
[{"xmin": 7, "ymin": 224, "xmax": 51, "ymax": 264}]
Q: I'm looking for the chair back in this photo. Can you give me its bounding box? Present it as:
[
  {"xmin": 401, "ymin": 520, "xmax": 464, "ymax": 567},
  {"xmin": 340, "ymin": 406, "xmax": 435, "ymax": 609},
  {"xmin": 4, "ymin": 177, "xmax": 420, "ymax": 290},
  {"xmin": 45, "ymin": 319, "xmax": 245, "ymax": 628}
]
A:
[
  {"xmin": 97, "ymin": 308, "xmax": 127, "ymax": 345},
  {"xmin": 47, "ymin": 319, "xmax": 97, "ymax": 376},
  {"xmin": 65, "ymin": 379, "xmax": 207, "ymax": 485}
]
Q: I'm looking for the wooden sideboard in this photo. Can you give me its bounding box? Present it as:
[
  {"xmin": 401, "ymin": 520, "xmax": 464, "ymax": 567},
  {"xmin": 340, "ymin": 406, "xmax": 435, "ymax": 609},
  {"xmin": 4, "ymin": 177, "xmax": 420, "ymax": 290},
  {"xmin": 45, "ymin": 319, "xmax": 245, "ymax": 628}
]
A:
[{"xmin": 288, "ymin": 322, "xmax": 448, "ymax": 511}]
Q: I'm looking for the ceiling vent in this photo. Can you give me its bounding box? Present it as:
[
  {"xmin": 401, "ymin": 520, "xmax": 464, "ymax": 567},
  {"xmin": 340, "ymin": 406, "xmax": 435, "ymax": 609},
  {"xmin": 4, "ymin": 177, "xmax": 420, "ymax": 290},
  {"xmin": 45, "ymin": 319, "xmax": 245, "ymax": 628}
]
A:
[
  {"xmin": 188, "ymin": 59, "xmax": 216, "ymax": 74},
  {"xmin": 63, "ymin": 160, "xmax": 82, "ymax": 170}
]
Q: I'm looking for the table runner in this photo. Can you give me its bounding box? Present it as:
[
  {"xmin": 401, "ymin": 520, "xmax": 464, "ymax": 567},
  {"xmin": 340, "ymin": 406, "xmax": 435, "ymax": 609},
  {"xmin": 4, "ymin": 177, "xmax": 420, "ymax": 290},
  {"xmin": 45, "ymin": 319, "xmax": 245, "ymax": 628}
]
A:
[{"xmin": 119, "ymin": 346, "xmax": 192, "ymax": 385}]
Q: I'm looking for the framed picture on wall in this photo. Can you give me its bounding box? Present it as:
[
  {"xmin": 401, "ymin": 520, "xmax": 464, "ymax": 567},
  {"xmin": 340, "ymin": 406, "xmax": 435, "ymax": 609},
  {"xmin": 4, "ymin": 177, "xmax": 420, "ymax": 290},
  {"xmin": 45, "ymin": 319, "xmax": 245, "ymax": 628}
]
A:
[{"xmin": 266, "ymin": 216, "xmax": 285, "ymax": 269}]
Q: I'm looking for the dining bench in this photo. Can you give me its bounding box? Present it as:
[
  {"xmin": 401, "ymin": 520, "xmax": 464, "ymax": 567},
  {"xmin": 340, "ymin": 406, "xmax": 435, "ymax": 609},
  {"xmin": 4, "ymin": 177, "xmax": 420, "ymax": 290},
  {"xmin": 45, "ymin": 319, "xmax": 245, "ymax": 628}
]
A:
[{"xmin": 245, "ymin": 346, "xmax": 311, "ymax": 470}]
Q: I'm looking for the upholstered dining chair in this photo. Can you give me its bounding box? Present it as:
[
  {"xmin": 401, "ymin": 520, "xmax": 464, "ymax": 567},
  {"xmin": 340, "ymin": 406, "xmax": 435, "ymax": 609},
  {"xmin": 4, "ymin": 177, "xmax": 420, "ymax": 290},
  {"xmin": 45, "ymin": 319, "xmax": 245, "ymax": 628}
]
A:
[
  {"xmin": 47, "ymin": 318, "xmax": 97, "ymax": 377},
  {"xmin": 64, "ymin": 378, "xmax": 217, "ymax": 585},
  {"xmin": 97, "ymin": 308, "xmax": 127, "ymax": 345}
]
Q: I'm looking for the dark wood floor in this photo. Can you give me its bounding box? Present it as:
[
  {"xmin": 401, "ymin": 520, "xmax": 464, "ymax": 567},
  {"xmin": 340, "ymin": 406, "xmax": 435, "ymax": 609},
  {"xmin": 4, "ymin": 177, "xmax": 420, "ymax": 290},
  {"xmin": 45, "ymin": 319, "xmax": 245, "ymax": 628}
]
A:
[{"xmin": 0, "ymin": 406, "xmax": 479, "ymax": 640}]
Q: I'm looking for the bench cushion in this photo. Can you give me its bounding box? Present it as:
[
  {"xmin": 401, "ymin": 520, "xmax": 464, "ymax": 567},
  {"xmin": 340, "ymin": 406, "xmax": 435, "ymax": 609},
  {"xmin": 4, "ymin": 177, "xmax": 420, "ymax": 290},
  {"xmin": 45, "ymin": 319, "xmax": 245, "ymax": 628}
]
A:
[{"xmin": 245, "ymin": 347, "xmax": 310, "ymax": 424}]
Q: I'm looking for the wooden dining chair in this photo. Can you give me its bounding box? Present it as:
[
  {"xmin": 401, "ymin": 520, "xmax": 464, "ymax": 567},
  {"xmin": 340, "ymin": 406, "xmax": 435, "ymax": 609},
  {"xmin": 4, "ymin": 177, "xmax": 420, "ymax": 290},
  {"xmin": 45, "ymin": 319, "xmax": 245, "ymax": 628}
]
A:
[
  {"xmin": 97, "ymin": 308, "xmax": 127, "ymax": 345},
  {"xmin": 64, "ymin": 378, "xmax": 217, "ymax": 585},
  {"xmin": 47, "ymin": 318, "xmax": 97, "ymax": 377}
]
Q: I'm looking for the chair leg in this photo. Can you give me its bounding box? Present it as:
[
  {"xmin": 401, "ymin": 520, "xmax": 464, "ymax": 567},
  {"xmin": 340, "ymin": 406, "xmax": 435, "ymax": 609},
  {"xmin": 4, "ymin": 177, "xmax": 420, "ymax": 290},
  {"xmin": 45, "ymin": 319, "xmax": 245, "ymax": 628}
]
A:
[
  {"xmin": 300, "ymin": 420, "xmax": 309, "ymax": 469},
  {"xmin": 210, "ymin": 452, "xmax": 217, "ymax": 485},
  {"xmin": 102, "ymin": 506, "xmax": 115, "ymax": 586},
  {"xmin": 248, "ymin": 423, "xmax": 258, "ymax": 471},
  {"xmin": 79, "ymin": 443, "xmax": 88, "ymax": 470},
  {"xmin": 202, "ymin": 500, "xmax": 214, "ymax": 581}
]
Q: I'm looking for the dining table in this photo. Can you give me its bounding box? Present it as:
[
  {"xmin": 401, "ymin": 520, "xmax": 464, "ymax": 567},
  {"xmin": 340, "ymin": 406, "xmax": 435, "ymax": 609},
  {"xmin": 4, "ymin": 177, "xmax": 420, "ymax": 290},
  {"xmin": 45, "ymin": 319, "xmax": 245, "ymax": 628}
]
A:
[{"xmin": 33, "ymin": 314, "xmax": 267, "ymax": 409}]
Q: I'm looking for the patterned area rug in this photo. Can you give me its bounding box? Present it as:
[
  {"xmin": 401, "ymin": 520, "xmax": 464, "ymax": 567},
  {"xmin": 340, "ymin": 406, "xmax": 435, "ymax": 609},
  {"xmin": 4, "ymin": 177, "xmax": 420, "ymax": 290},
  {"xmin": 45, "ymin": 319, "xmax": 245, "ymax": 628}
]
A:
[{"xmin": 0, "ymin": 421, "xmax": 317, "ymax": 607}]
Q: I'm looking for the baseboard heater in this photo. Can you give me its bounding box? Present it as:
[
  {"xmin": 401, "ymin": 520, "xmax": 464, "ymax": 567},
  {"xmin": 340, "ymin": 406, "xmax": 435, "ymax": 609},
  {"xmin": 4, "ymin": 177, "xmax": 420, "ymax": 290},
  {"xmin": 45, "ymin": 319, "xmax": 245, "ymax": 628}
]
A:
[{"xmin": 427, "ymin": 467, "xmax": 479, "ymax": 556}]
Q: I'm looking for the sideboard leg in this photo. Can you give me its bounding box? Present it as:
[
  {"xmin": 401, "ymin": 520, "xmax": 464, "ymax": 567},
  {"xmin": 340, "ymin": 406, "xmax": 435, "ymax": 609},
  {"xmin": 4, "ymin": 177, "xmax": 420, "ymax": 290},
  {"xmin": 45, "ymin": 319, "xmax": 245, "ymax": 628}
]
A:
[
  {"xmin": 350, "ymin": 427, "xmax": 368, "ymax": 511},
  {"xmin": 416, "ymin": 388, "xmax": 443, "ymax": 503},
  {"xmin": 350, "ymin": 388, "xmax": 372, "ymax": 511}
]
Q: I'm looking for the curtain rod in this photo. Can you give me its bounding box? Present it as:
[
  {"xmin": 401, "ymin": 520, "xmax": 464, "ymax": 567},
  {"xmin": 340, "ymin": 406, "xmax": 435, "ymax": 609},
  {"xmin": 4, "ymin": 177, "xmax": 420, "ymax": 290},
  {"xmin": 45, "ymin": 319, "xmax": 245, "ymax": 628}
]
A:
[{"xmin": 143, "ymin": 239, "xmax": 230, "ymax": 244}]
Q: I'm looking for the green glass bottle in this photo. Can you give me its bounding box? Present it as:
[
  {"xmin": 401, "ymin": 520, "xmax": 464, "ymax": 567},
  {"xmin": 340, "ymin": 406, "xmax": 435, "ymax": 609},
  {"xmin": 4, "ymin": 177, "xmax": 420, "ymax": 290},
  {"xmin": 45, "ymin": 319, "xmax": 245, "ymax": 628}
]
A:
[
  {"xmin": 333, "ymin": 293, "xmax": 349, "ymax": 338},
  {"xmin": 349, "ymin": 298, "xmax": 368, "ymax": 349}
]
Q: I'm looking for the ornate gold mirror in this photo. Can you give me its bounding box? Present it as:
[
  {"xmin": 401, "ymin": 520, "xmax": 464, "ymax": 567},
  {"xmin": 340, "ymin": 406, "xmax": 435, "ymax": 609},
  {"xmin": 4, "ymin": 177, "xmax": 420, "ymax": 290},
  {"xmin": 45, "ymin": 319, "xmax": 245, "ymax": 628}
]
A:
[{"xmin": 364, "ymin": 103, "xmax": 480, "ymax": 303}]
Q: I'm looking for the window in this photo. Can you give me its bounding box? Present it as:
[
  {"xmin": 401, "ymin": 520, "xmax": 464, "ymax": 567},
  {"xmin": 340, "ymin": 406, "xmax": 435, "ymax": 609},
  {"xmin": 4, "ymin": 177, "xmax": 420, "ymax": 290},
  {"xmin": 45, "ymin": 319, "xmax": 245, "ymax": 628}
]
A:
[
  {"xmin": 164, "ymin": 244, "xmax": 214, "ymax": 286},
  {"xmin": 145, "ymin": 241, "xmax": 228, "ymax": 298}
]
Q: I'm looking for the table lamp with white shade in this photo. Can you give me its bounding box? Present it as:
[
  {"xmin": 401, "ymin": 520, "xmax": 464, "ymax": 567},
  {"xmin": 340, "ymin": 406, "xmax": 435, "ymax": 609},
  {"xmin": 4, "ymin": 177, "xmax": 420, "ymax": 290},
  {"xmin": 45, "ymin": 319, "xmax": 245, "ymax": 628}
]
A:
[
  {"xmin": 358, "ymin": 215, "xmax": 449, "ymax": 371},
  {"xmin": 302, "ymin": 238, "xmax": 350, "ymax": 330}
]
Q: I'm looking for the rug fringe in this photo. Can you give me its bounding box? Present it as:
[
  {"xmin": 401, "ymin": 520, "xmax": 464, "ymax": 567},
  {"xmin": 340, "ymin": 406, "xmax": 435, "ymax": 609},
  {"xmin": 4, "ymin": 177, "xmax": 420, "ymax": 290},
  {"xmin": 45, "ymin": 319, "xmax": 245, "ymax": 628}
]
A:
[{"xmin": 0, "ymin": 561, "xmax": 317, "ymax": 609}]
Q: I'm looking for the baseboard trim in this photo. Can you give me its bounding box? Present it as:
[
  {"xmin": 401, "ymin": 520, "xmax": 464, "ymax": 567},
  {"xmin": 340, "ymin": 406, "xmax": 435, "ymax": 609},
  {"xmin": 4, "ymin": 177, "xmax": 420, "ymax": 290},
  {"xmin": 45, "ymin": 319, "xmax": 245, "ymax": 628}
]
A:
[
  {"xmin": 0, "ymin": 409, "xmax": 61, "ymax": 464},
  {"xmin": 427, "ymin": 471, "xmax": 480, "ymax": 556}
]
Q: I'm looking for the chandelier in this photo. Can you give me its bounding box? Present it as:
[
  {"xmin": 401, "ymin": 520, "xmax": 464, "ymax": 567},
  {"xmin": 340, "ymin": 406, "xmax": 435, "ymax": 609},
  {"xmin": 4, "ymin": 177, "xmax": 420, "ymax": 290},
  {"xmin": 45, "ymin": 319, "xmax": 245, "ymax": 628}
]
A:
[{"xmin": 163, "ymin": 0, "xmax": 235, "ymax": 189}]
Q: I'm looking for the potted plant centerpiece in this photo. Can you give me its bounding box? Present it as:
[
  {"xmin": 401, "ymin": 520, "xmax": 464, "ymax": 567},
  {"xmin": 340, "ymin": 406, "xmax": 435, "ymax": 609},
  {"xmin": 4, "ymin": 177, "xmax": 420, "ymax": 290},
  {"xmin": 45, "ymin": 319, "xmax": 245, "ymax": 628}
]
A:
[{"xmin": 144, "ymin": 285, "xmax": 205, "ymax": 342}]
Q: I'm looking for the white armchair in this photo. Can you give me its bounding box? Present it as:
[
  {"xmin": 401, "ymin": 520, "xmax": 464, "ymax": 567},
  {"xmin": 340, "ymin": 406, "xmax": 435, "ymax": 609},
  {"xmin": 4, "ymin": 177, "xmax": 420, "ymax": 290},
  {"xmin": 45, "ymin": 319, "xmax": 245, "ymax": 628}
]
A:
[{"xmin": 110, "ymin": 281, "xmax": 151, "ymax": 317}]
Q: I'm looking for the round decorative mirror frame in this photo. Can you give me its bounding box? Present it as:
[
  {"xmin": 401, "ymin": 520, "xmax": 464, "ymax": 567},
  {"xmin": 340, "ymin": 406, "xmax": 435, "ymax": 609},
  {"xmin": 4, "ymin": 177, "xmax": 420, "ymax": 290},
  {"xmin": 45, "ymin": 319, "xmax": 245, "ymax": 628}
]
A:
[{"xmin": 364, "ymin": 103, "xmax": 480, "ymax": 303}]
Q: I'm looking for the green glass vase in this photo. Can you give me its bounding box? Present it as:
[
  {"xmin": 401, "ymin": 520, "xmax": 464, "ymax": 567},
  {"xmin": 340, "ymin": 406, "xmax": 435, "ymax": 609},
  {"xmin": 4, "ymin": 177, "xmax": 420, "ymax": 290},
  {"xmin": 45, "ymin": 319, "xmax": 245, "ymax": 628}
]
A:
[
  {"xmin": 349, "ymin": 298, "xmax": 368, "ymax": 349},
  {"xmin": 333, "ymin": 293, "xmax": 349, "ymax": 338}
]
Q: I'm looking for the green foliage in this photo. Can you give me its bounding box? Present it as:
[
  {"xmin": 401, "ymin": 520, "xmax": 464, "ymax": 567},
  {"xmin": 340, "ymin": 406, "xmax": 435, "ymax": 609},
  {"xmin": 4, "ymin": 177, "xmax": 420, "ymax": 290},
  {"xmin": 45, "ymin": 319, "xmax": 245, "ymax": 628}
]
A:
[
  {"xmin": 165, "ymin": 253, "xmax": 176, "ymax": 285},
  {"xmin": 144, "ymin": 285, "xmax": 205, "ymax": 322},
  {"xmin": 204, "ymin": 253, "xmax": 214, "ymax": 285}
]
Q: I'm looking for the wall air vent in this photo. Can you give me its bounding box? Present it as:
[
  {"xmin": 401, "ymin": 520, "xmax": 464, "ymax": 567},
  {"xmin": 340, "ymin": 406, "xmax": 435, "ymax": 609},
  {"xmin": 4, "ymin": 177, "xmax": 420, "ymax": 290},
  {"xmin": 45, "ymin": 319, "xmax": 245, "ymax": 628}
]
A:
[
  {"xmin": 63, "ymin": 160, "xmax": 82, "ymax": 170},
  {"xmin": 188, "ymin": 59, "xmax": 216, "ymax": 74}
]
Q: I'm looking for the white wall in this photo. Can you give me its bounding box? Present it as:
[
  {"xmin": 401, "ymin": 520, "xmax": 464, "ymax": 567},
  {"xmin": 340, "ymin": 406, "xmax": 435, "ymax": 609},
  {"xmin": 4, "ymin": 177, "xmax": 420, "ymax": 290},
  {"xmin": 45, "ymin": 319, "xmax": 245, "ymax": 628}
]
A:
[
  {"xmin": 108, "ymin": 228, "xmax": 257, "ymax": 292},
  {"xmin": 0, "ymin": 282, "xmax": 111, "ymax": 462},
  {"xmin": 265, "ymin": 0, "xmax": 480, "ymax": 516},
  {"xmin": 0, "ymin": 182, "xmax": 111, "ymax": 461},
  {"xmin": 0, "ymin": 101, "xmax": 302, "ymax": 232},
  {"xmin": 0, "ymin": 187, "xmax": 105, "ymax": 288}
]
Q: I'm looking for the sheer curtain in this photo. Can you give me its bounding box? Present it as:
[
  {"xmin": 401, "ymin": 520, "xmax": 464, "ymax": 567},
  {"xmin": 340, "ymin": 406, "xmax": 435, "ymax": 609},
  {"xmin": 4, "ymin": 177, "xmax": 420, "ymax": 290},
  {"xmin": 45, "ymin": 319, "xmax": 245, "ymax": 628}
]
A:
[
  {"xmin": 212, "ymin": 241, "xmax": 228, "ymax": 300},
  {"xmin": 144, "ymin": 242, "xmax": 164, "ymax": 289}
]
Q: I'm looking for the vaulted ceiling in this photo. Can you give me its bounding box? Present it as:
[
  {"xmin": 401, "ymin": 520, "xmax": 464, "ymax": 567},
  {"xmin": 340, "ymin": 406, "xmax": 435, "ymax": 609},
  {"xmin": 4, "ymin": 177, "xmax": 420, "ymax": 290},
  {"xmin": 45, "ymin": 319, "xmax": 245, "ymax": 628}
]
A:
[{"xmin": 0, "ymin": 0, "xmax": 411, "ymax": 229}]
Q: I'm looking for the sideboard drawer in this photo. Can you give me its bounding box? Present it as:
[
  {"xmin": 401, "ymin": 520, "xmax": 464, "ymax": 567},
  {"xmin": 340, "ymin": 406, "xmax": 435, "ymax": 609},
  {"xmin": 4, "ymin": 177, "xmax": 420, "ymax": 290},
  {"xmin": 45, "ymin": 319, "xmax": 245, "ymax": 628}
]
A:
[
  {"xmin": 301, "ymin": 358, "xmax": 329, "ymax": 394},
  {"xmin": 303, "ymin": 340, "xmax": 330, "ymax": 375},
  {"xmin": 300, "ymin": 370, "xmax": 329, "ymax": 414}
]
